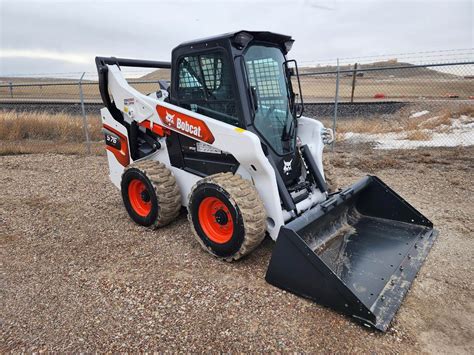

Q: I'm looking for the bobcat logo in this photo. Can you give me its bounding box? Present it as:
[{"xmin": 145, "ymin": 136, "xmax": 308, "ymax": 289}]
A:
[
  {"xmin": 283, "ymin": 159, "xmax": 293, "ymax": 175},
  {"xmin": 165, "ymin": 112, "xmax": 175, "ymax": 125}
]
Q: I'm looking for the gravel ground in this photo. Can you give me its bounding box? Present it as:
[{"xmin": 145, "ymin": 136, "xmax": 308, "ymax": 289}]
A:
[{"xmin": 1, "ymin": 148, "xmax": 473, "ymax": 352}]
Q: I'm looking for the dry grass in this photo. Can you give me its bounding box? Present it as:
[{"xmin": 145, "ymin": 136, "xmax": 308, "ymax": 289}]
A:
[
  {"xmin": 456, "ymin": 105, "xmax": 474, "ymax": 117},
  {"xmin": 417, "ymin": 113, "xmax": 452, "ymax": 130},
  {"xmin": 0, "ymin": 110, "xmax": 104, "ymax": 155},
  {"xmin": 1, "ymin": 72, "xmax": 473, "ymax": 102},
  {"xmin": 318, "ymin": 117, "xmax": 394, "ymax": 135},
  {"xmin": 0, "ymin": 81, "xmax": 161, "ymax": 101},
  {"xmin": 0, "ymin": 110, "xmax": 102, "ymax": 142},
  {"xmin": 406, "ymin": 130, "xmax": 433, "ymax": 141},
  {"xmin": 336, "ymin": 106, "xmax": 473, "ymax": 138},
  {"xmin": 0, "ymin": 104, "xmax": 471, "ymax": 156},
  {"xmin": 296, "ymin": 76, "xmax": 474, "ymax": 101},
  {"xmin": 406, "ymin": 105, "xmax": 473, "ymax": 132},
  {"xmin": 0, "ymin": 141, "xmax": 104, "ymax": 156},
  {"xmin": 336, "ymin": 118, "xmax": 403, "ymax": 134}
]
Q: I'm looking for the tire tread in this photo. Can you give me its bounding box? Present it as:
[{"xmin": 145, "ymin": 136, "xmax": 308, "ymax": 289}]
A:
[
  {"xmin": 123, "ymin": 160, "xmax": 181, "ymax": 228},
  {"xmin": 188, "ymin": 172, "xmax": 266, "ymax": 261}
]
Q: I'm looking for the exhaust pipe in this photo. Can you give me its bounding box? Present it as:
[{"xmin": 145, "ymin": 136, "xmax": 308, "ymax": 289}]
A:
[{"xmin": 265, "ymin": 175, "xmax": 438, "ymax": 331}]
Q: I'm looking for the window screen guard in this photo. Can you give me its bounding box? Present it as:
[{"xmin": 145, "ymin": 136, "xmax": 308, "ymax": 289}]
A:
[{"xmin": 177, "ymin": 51, "xmax": 239, "ymax": 125}]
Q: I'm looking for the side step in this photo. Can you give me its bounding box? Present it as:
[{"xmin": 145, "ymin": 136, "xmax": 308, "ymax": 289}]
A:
[{"xmin": 265, "ymin": 175, "xmax": 438, "ymax": 331}]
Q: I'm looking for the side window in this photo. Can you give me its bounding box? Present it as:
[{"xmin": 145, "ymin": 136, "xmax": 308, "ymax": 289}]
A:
[
  {"xmin": 177, "ymin": 51, "xmax": 239, "ymax": 126},
  {"xmin": 178, "ymin": 56, "xmax": 204, "ymax": 99},
  {"xmin": 246, "ymin": 58, "xmax": 284, "ymax": 98},
  {"xmin": 200, "ymin": 55, "xmax": 222, "ymax": 91}
]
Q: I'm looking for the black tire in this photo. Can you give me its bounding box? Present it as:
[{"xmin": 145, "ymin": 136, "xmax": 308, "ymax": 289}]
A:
[
  {"xmin": 187, "ymin": 173, "xmax": 266, "ymax": 261},
  {"xmin": 121, "ymin": 160, "xmax": 181, "ymax": 228}
]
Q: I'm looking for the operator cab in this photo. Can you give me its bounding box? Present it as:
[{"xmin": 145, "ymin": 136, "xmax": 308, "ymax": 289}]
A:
[{"xmin": 170, "ymin": 31, "xmax": 304, "ymax": 186}]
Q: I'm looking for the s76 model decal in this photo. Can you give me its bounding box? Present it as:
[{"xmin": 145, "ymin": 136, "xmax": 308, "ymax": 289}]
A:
[
  {"xmin": 102, "ymin": 124, "xmax": 129, "ymax": 167},
  {"xmin": 156, "ymin": 105, "xmax": 215, "ymax": 144}
]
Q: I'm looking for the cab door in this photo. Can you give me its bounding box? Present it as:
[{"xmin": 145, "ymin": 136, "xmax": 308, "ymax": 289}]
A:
[
  {"xmin": 166, "ymin": 49, "xmax": 242, "ymax": 177},
  {"xmin": 173, "ymin": 50, "xmax": 243, "ymax": 127}
]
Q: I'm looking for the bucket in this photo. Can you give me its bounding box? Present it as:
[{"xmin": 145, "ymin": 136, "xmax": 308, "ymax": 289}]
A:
[{"xmin": 265, "ymin": 175, "xmax": 438, "ymax": 331}]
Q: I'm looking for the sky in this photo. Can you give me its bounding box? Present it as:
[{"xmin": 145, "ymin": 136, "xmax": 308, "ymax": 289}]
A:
[{"xmin": 0, "ymin": 0, "xmax": 472, "ymax": 77}]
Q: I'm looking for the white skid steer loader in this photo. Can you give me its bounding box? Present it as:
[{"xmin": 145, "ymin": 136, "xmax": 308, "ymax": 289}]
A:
[{"xmin": 96, "ymin": 31, "xmax": 438, "ymax": 331}]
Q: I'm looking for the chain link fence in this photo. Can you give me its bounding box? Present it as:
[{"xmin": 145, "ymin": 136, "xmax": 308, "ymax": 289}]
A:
[
  {"xmin": 0, "ymin": 69, "xmax": 171, "ymax": 155},
  {"xmin": 298, "ymin": 61, "xmax": 474, "ymax": 151},
  {"xmin": 0, "ymin": 61, "xmax": 472, "ymax": 155}
]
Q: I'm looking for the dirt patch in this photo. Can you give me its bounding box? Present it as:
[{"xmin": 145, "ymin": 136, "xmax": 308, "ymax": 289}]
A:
[{"xmin": 1, "ymin": 150, "xmax": 473, "ymax": 352}]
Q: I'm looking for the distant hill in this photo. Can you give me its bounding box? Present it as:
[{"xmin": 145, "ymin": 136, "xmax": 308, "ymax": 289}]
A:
[
  {"xmin": 0, "ymin": 60, "xmax": 459, "ymax": 85},
  {"xmin": 140, "ymin": 69, "xmax": 171, "ymax": 81},
  {"xmin": 300, "ymin": 60, "xmax": 459, "ymax": 79},
  {"xmin": 139, "ymin": 59, "xmax": 458, "ymax": 81},
  {"xmin": 0, "ymin": 77, "xmax": 96, "ymax": 84}
]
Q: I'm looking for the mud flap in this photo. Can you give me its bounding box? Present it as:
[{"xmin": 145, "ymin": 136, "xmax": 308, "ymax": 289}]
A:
[{"xmin": 265, "ymin": 175, "xmax": 438, "ymax": 331}]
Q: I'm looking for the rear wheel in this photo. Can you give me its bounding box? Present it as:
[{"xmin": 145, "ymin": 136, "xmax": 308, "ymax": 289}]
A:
[
  {"xmin": 188, "ymin": 173, "xmax": 266, "ymax": 261},
  {"xmin": 121, "ymin": 160, "xmax": 181, "ymax": 228}
]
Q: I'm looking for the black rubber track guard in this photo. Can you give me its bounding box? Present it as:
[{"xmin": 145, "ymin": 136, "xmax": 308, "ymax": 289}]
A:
[{"xmin": 265, "ymin": 175, "xmax": 438, "ymax": 331}]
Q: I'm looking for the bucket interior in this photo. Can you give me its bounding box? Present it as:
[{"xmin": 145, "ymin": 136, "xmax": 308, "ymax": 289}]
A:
[
  {"xmin": 297, "ymin": 179, "xmax": 432, "ymax": 310},
  {"xmin": 266, "ymin": 176, "xmax": 437, "ymax": 331}
]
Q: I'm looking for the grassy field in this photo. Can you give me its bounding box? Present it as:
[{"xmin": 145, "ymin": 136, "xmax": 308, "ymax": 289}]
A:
[
  {"xmin": 0, "ymin": 111, "xmax": 103, "ymax": 155},
  {"xmin": 0, "ymin": 82, "xmax": 160, "ymax": 101},
  {"xmin": 1, "ymin": 77, "xmax": 472, "ymax": 102},
  {"xmin": 314, "ymin": 105, "xmax": 473, "ymax": 142},
  {"xmin": 297, "ymin": 76, "xmax": 474, "ymax": 101},
  {"xmin": 1, "ymin": 62, "xmax": 472, "ymax": 102},
  {"xmin": 1, "ymin": 105, "xmax": 471, "ymax": 155}
]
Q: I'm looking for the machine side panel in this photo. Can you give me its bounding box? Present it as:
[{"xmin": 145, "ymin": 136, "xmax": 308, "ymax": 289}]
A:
[
  {"xmin": 101, "ymin": 108, "xmax": 130, "ymax": 188},
  {"xmin": 297, "ymin": 116, "xmax": 326, "ymax": 180},
  {"xmin": 106, "ymin": 65, "xmax": 285, "ymax": 238}
]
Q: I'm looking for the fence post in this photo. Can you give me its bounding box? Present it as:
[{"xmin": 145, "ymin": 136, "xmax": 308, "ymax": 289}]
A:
[
  {"xmin": 79, "ymin": 72, "xmax": 91, "ymax": 154},
  {"xmin": 332, "ymin": 58, "xmax": 340, "ymax": 151},
  {"xmin": 350, "ymin": 62, "xmax": 358, "ymax": 103},
  {"xmin": 9, "ymin": 82, "xmax": 13, "ymax": 98}
]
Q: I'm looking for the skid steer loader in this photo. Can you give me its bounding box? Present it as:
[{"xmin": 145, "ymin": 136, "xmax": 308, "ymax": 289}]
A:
[{"xmin": 96, "ymin": 31, "xmax": 437, "ymax": 331}]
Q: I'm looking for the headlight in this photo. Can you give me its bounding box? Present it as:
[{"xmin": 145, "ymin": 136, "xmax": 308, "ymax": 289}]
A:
[{"xmin": 321, "ymin": 128, "xmax": 334, "ymax": 145}]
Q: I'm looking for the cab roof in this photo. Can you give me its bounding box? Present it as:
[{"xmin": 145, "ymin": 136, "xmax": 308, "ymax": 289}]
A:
[{"xmin": 175, "ymin": 30, "xmax": 294, "ymax": 54}]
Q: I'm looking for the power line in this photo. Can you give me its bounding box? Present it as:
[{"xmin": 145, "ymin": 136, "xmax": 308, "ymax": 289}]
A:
[{"xmin": 298, "ymin": 48, "xmax": 474, "ymax": 65}]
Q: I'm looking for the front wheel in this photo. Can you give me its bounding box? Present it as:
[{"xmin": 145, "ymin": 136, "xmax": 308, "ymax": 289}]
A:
[{"xmin": 187, "ymin": 173, "xmax": 266, "ymax": 261}]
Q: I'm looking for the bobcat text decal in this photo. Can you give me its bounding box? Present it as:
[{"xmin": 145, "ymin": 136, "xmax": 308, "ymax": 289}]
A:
[{"xmin": 156, "ymin": 105, "xmax": 215, "ymax": 144}]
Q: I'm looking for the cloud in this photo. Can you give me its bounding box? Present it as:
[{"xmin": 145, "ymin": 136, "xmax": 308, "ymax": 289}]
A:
[
  {"xmin": 1, "ymin": 49, "xmax": 92, "ymax": 64},
  {"xmin": 0, "ymin": 0, "xmax": 472, "ymax": 75}
]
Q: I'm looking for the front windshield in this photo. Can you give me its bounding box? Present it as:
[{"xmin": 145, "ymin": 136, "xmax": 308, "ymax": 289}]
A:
[{"xmin": 244, "ymin": 45, "xmax": 295, "ymax": 155}]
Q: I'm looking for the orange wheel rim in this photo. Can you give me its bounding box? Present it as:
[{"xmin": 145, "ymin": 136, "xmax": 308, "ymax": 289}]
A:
[
  {"xmin": 198, "ymin": 196, "xmax": 234, "ymax": 244},
  {"xmin": 128, "ymin": 179, "xmax": 152, "ymax": 217}
]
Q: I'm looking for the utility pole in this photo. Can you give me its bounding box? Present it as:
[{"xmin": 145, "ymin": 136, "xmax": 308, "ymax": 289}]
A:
[
  {"xmin": 332, "ymin": 59, "xmax": 340, "ymax": 151},
  {"xmin": 79, "ymin": 72, "xmax": 91, "ymax": 154},
  {"xmin": 350, "ymin": 63, "xmax": 358, "ymax": 103}
]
